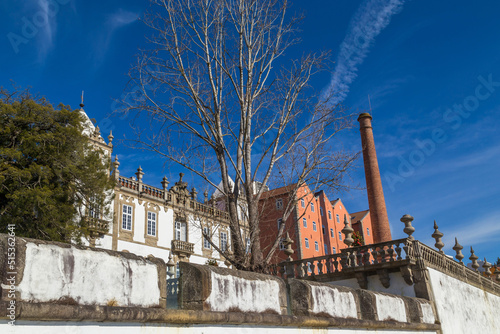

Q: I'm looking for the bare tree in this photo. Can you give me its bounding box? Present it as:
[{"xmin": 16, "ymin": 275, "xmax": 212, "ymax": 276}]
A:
[{"xmin": 125, "ymin": 0, "xmax": 357, "ymax": 271}]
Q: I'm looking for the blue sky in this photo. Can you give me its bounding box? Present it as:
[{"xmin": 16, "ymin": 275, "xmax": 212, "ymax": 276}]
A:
[{"xmin": 1, "ymin": 0, "xmax": 499, "ymax": 262}]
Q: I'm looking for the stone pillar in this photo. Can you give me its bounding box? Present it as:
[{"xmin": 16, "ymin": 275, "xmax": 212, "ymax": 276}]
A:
[{"xmin": 358, "ymin": 113, "xmax": 392, "ymax": 243}]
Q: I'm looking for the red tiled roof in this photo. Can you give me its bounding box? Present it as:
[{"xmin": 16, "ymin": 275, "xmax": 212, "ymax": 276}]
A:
[
  {"xmin": 350, "ymin": 210, "xmax": 369, "ymax": 224},
  {"xmin": 259, "ymin": 183, "xmax": 300, "ymax": 199}
]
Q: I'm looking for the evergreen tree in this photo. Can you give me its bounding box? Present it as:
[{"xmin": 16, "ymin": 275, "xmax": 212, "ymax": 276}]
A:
[{"xmin": 0, "ymin": 88, "xmax": 114, "ymax": 243}]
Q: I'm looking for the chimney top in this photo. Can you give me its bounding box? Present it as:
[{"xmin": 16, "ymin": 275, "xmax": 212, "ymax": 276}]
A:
[{"xmin": 357, "ymin": 113, "xmax": 372, "ymax": 121}]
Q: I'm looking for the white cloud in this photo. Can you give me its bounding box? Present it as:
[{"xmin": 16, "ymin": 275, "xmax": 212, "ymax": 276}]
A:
[
  {"xmin": 324, "ymin": 0, "xmax": 406, "ymax": 104},
  {"xmin": 92, "ymin": 9, "xmax": 139, "ymax": 64},
  {"xmin": 439, "ymin": 211, "xmax": 500, "ymax": 250},
  {"xmin": 108, "ymin": 9, "xmax": 138, "ymax": 29},
  {"xmin": 34, "ymin": 0, "xmax": 59, "ymax": 62}
]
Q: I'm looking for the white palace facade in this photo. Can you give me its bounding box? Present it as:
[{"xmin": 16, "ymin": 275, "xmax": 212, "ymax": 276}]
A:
[{"xmin": 80, "ymin": 107, "xmax": 243, "ymax": 271}]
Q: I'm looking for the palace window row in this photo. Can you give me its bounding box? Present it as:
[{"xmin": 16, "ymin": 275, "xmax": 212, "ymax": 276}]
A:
[{"xmin": 121, "ymin": 204, "xmax": 231, "ymax": 251}]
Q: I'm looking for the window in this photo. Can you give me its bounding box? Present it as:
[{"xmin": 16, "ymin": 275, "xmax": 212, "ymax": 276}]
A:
[
  {"xmin": 322, "ymin": 225, "xmax": 325, "ymax": 234},
  {"xmin": 336, "ymin": 214, "xmax": 340, "ymax": 223},
  {"xmin": 246, "ymin": 238, "xmax": 251, "ymax": 254},
  {"xmin": 302, "ymin": 218, "xmax": 307, "ymax": 228},
  {"xmin": 203, "ymin": 227, "xmax": 211, "ymax": 249},
  {"xmin": 89, "ymin": 195, "xmax": 100, "ymax": 219},
  {"xmin": 324, "ymin": 244, "xmax": 329, "ymax": 255},
  {"xmin": 301, "ymin": 198, "xmax": 305, "ymax": 208},
  {"xmin": 338, "ymin": 231, "xmax": 342, "ymax": 241},
  {"xmin": 320, "ymin": 207, "xmax": 324, "ymax": 216},
  {"xmin": 220, "ymin": 232, "xmax": 228, "ymax": 252},
  {"xmin": 339, "ymin": 205, "xmax": 342, "ymax": 210},
  {"xmin": 276, "ymin": 198, "xmax": 283, "ymax": 210},
  {"xmin": 315, "ymin": 241, "xmax": 319, "ymax": 251},
  {"xmin": 147, "ymin": 212, "xmax": 157, "ymax": 236},
  {"xmin": 367, "ymin": 228, "xmax": 370, "ymax": 236},
  {"xmin": 311, "ymin": 202, "xmax": 315, "ymax": 212},
  {"xmin": 312, "ymin": 221, "xmax": 317, "ymax": 231},
  {"xmin": 330, "ymin": 228, "xmax": 334, "ymax": 238},
  {"xmin": 175, "ymin": 221, "xmax": 187, "ymax": 241},
  {"xmin": 305, "ymin": 238, "xmax": 309, "ymax": 248},
  {"xmin": 328, "ymin": 211, "xmax": 332, "ymax": 220},
  {"xmin": 332, "ymin": 247, "xmax": 336, "ymax": 254},
  {"xmin": 122, "ymin": 205, "xmax": 132, "ymax": 230},
  {"xmin": 277, "ymin": 218, "xmax": 283, "ymax": 230}
]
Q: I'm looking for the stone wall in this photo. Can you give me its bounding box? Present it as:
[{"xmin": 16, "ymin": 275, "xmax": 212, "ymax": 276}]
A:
[
  {"xmin": 288, "ymin": 279, "xmax": 435, "ymax": 324},
  {"xmin": 0, "ymin": 234, "xmax": 166, "ymax": 308},
  {"xmin": 428, "ymin": 267, "xmax": 500, "ymax": 334},
  {"xmin": 0, "ymin": 234, "xmax": 440, "ymax": 333}
]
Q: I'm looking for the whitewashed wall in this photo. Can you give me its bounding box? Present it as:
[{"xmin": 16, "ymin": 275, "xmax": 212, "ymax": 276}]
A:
[
  {"xmin": 207, "ymin": 271, "xmax": 282, "ymax": 313},
  {"xmin": 14, "ymin": 242, "xmax": 161, "ymax": 307},
  {"xmin": 2, "ymin": 322, "xmax": 438, "ymax": 334},
  {"xmin": 328, "ymin": 272, "xmax": 416, "ymax": 297},
  {"xmin": 428, "ymin": 268, "xmax": 500, "ymax": 334}
]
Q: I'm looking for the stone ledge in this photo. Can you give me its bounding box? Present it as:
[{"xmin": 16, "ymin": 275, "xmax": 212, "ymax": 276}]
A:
[{"xmin": 0, "ymin": 301, "xmax": 441, "ymax": 331}]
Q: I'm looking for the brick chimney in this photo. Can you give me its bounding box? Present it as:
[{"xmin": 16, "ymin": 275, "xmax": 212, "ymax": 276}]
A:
[{"xmin": 358, "ymin": 113, "xmax": 392, "ymax": 243}]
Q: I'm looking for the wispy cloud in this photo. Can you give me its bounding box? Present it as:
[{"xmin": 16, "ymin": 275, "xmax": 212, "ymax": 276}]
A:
[
  {"xmin": 436, "ymin": 211, "xmax": 500, "ymax": 251},
  {"xmin": 108, "ymin": 9, "xmax": 138, "ymax": 29},
  {"xmin": 92, "ymin": 9, "xmax": 139, "ymax": 64},
  {"xmin": 32, "ymin": 0, "xmax": 60, "ymax": 62},
  {"xmin": 324, "ymin": 0, "xmax": 406, "ymax": 104}
]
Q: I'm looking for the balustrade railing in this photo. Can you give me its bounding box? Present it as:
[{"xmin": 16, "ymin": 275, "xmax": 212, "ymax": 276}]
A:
[
  {"xmin": 118, "ymin": 176, "xmax": 139, "ymax": 191},
  {"xmin": 171, "ymin": 239, "xmax": 195, "ymax": 254},
  {"xmin": 117, "ymin": 176, "xmax": 228, "ymax": 220},
  {"xmin": 274, "ymin": 238, "xmax": 412, "ymax": 280},
  {"xmin": 141, "ymin": 184, "xmax": 164, "ymax": 199}
]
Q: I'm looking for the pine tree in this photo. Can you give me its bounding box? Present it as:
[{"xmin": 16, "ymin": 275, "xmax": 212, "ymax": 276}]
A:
[{"xmin": 0, "ymin": 88, "xmax": 114, "ymax": 243}]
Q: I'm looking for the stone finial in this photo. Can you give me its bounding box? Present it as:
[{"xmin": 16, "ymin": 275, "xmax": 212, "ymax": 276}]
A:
[
  {"xmin": 469, "ymin": 247, "xmax": 479, "ymax": 271},
  {"xmin": 179, "ymin": 172, "xmax": 184, "ymax": 182},
  {"xmin": 400, "ymin": 214, "xmax": 415, "ymax": 240},
  {"xmin": 341, "ymin": 214, "xmax": 354, "ymax": 247},
  {"xmin": 166, "ymin": 253, "xmax": 175, "ymax": 278},
  {"xmin": 161, "ymin": 176, "xmax": 169, "ymax": 190},
  {"xmin": 135, "ymin": 166, "xmax": 144, "ymax": 182},
  {"xmin": 283, "ymin": 232, "xmax": 294, "ymax": 261},
  {"xmin": 191, "ymin": 187, "xmax": 198, "ymax": 200},
  {"xmin": 113, "ymin": 156, "xmax": 120, "ymax": 178},
  {"xmin": 94, "ymin": 125, "xmax": 101, "ymax": 136},
  {"xmin": 107, "ymin": 130, "xmax": 114, "ymax": 146},
  {"xmin": 483, "ymin": 258, "xmax": 492, "ymax": 277},
  {"xmin": 431, "ymin": 221, "xmax": 444, "ymax": 254},
  {"xmin": 452, "ymin": 237, "xmax": 464, "ymax": 264},
  {"xmin": 204, "ymin": 190, "xmax": 209, "ymax": 203}
]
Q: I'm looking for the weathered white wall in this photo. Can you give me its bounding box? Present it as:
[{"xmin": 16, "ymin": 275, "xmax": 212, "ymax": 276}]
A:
[
  {"xmin": 4, "ymin": 322, "xmax": 438, "ymax": 334},
  {"xmin": 428, "ymin": 267, "xmax": 500, "ymax": 334},
  {"xmin": 329, "ymin": 272, "xmax": 416, "ymax": 297},
  {"xmin": 15, "ymin": 242, "xmax": 160, "ymax": 307},
  {"xmin": 375, "ymin": 293, "xmax": 406, "ymax": 322},
  {"xmin": 207, "ymin": 271, "xmax": 282, "ymax": 313},
  {"xmin": 310, "ymin": 285, "xmax": 357, "ymax": 318}
]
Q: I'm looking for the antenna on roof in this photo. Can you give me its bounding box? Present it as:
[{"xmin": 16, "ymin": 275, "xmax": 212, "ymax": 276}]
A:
[{"xmin": 80, "ymin": 91, "xmax": 84, "ymax": 109}]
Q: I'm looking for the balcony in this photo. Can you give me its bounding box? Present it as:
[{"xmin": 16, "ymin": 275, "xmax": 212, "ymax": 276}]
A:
[
  {"xmin": 86, "ymin": 217, "xmax": 109, "ymax": 237},
  {"xmin": 171, "ymin": 239, "xmax": 195, "ymax": 259}
]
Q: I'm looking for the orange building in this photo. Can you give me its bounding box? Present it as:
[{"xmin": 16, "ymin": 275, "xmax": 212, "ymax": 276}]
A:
[
  {"xmin": 258, "ymin": 184, "xmax": 373, "ymax": 264},
  {"xmin": 350, "ymin": 210, "xmax": 374, "ymax": 246}
]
